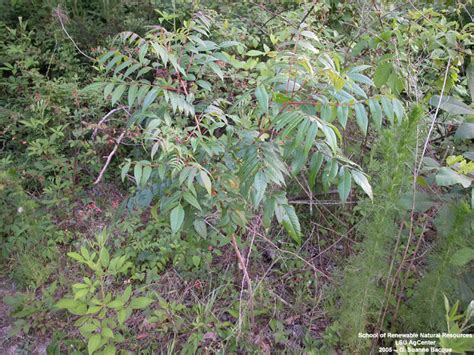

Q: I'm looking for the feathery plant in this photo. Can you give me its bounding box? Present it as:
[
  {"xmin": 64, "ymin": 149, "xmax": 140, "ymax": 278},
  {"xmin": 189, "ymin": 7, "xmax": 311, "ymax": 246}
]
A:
[
  {"xmin": 84, "ymin": 12, "xmax": 406, "ymax": 245},
  {"xmin": 399, "ymin": 202, "xmax": 474, "ymax": 332},
  {"xmin": 335, "ymin": 106, "xmax": 422, "ymax": 351}
]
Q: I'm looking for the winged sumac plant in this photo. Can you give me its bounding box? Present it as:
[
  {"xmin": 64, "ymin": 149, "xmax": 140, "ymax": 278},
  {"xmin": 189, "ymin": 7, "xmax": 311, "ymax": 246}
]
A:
[{"xmin": 84, "ymin": 13, "xmax": 405, "ymax": 244}]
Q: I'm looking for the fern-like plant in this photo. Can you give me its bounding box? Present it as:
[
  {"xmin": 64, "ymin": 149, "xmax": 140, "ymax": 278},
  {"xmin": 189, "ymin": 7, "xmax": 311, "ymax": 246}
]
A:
[
  {"xmin": 335, "ymin": 106, "xmax": 422, "ymax": 351},
  {"xmin": 399, "ymin": 202, "xmax": 473, "ymax": 332}
]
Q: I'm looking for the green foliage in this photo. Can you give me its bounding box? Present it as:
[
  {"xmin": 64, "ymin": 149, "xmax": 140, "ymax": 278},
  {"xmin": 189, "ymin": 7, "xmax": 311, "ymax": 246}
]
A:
[
  {"xmin": 0, "ymin": 18, "xmax": 109, "ymax": 207},
  {"xmin": 0, "ymin": 168, "xmax": 59, "ymax": 288},
  {"xmin": 114, "ymin": 214, "xmax": 215, "ymax": 282},
  {"xmin": 399, "ymin": 203, "xmax": 474, "ymax": 332},
  {"xmin": 439, "ymin": 296, "xmax": 474, "ymax": 353},
  {"xmin": 335, "ymin": 106, "xmax": 422, "ymax": 351},
  {"xmin": 88, "ymin": 9, "xmax": 407, "ymax": 249},
  {"xmin": 56, "ymin": 230, "xmax": 154, "ymax": 354},
  {"xmin": 4, "ymin": 281, "xmax": 59, "ymax": 337},
  {"xmin": 0, "ymin": 1, "xmax": 472, "ymax": 353}
]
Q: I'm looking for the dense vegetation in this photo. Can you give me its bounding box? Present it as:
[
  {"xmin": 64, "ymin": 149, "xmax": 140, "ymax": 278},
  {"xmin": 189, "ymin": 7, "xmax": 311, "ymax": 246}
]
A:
[{"xmin": 0, "ymin": 1, "xmax": 473, "ymax": 354}]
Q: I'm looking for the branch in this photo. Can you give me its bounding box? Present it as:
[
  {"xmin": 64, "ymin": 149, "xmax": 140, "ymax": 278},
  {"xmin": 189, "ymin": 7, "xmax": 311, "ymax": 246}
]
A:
[
  {"xmin": 290, "ymin": 4, "xmax": 315, "ymax": 40},
  {"xmin": 416, "ymin": 57, "xmax": 451, "ymax": 175},
  {"xmin": 94, "ymin": 129, "xmax": 127, "ymax": 185},
  {"xmin": 92, "ymin": 107, "xmax": 124, "ymax": 139},
  {"xmin": 54, "ymin": 6, "xmax": 94, "ymax": 61},
  {"xmin": 231, "ymin": 234, "xmax": 253, "ymax": 292}
]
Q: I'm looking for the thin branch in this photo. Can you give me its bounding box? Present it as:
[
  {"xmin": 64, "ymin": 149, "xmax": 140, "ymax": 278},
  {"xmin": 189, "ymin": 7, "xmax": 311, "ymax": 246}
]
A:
[
  {"xmin": 416, "ymin": 57, "xmax": 451, "ymax": 175},
  {"xmin": 290, "ymin": 199, "xmax": 356, "ymax": 205},
  {"xmin": 290, "ymin": 4, "xmax": 315, "ymax": 40},
  {"xmin": 231, "ymin": 233, "xmax": 253, "ymax": 292},
  {"xmin": 92, "ymin": 107, "xmax": 124, "ymax": 139},
  {"xmin": 54, "ymin": 6, "xmax": 94, "ymax": 61},
  {"xmin": 252, "ymin": 228, "xmax": 331, "ymax": 280},
  {"xmin": 94, "ymin": 129, "xmax": 127, "ymax": 185}
]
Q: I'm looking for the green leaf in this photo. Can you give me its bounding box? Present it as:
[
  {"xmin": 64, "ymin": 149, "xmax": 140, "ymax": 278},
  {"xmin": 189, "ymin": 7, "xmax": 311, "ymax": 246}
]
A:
[
  {"xmin": 103, "ymin": 83, "xmax": 114, "ymax": 100},
  {"xmin": 454, "ymin": 123, "xmax": 474, "ymax": 139},
  {"xmin": 141, "ymin": 164, "xmax": 152, "ymax": 186},
  {"xmin": 102, "ymin": 327, "xmax": 114, "ymax": 338},
  {"xmin": 246, "ymin": 50, "xmax": 264, "ymax": 56},
  {"xmin": 111, "ymin": 84, "xmax": 126, "ymax": 106},
  {"xmin": 321, "ymin": 104, "xmax": 333, "ymax": 122},
  {"xmin": 117, "ymin": 308, "xmax": 129, "ymax": 324},
  {"xmin": 281, "ymin": 204, "xmax": 301, "ymax": 244},
  {"xmin": 98, "ymin": 50, "xmax": 116, "ymax": 65},
  {"xmin": 67, "ymin": 252, "xmax": 84, "ymax": 262},
  {"xmin": 133, "ymin": 163, "xmax": 142, "ymax": 187},
  {"xmin": 263, "ymin": 197, "xmax": 275, "ymax": 228},
  {"xmin": 197, "ymin": 80, "xmax": 212, "ymax": 91},
  {"xmin": 337, "ymin": 168, "xmax": 352, "ymax": 203},
  {"xmin": 142, "ymin": 88, "xmax": 158, "ymax": 111},
  {"xmin": 192, "ymin": 255, "xmax": 201, "ymax": 267},
  {"xmin": 435, "ymin": 167, "xmax": 472, "ymax": 188},
  {"xmin": 349, "ymin": 73, "xmax": 374, "ymax": 86},
  {"xmin": 193, "ymin": 219, "xmax": 207, "ymax": 238},
  {"xmin": 336, "ymin": 105, "xmax": 349, "ymax": 128},
  {"xmin": 381, "ymin": 96, "xmax": 394, "ymax": 124},
  {"xmin": 120, "ymin": 285, "xmax": 132, "ymax": 303},
  {"xmin": 138, "ymin": 43, "xmax": 149, "ymax": 63},
  {"xmin": 450, "ymin": 248, "xmax": 474, "ymax": 266},
  {"xmin": 127, "ymin": 84, "xmax": 138, "ymax": 108},
  {"xmin": 368, "ymin": 98, "xmax": 383, "ymax": 129},
  {"xmin": 79, "ymin": 322, "xmax": 97, "ymax": 335},
  {"xmin": 55, "ymin": 298, "xmax": 78, "ymax": 310},
  {"xmin": 399, "ymin": 191, "xmax": 438, "ymax": 212},
  {"xmin": 183, "ymin": 191, "xmax": 201, "ymax": 210},
  {"xmin": 387, "ymin": 73, "xmax": 405, "ymax": 95},
  {"xmin": 121, "ymin": 160, "xmax": 131, "ymax": 182},
  {"xmin": 303, "ymin": 122, "xmax": 319, "ymax": 158},
  {"xmin": 129, "ymin": 297, "xmax": 154, "ymax": 309},
  {"xmin": 309, "ymin": 152, "xmax": 324, "ymax": 188},
  {"xmin": 151, "ymin": 42, "xmax": 168, "ymax": 65},
  {"xmin": 208, "ymin": 62, "xmax": 223, "ymax": 80},
  {"xmin": 273, "ymin": 92, "xmax": 291, "ymax": 104},
  {"xmin": 373, "ymin": 62, "xmax": 392, "ymax": 88},
  {"xmin": 429, "ymin": 96, "xmax": 474, "ymax": 115},
  {"xmin": 74, "ymin": 288, "xmax": 89, "ymax": 300},
  {"xmin": 253, "ymin": 171, "xmax": 267, "ymax": 207},
  {"xmin": 199, "ymin": 170, "xmax": 212, "ymax": 196},
  {"xmin": 99, "ymin": 248, "xmax": 110, "ymax": 268},
  {"xmin": 352, "ymin": 171, "xmax": 373, "ymax": 200},
  {"xmin": 107, "ymin": 299, "xmax": 124, "ymax": 309},
  {"xmin": 255, "ymin": 85, "xmax": 269, "ymax": 113},
  {"xmin": 103, "ymin": 345, "xmax": 116, "ymax": 355},
  {"xmin": 82, "ymin": 82, "xmax": 105, "ymax": 93},
  {"xmin": 123, "ymin": 63, "xmax": 141, "ymax": 79},
  {"xmin": 88, "ymin": 334, "xmax": 101, "ymax": 354},
  {"xmin": 321, "ymin": 125, "xmax": 338, "ymax": 153},
  {"xmin": 170, "ymin": 204, "xmax": 185, "ymax": 233},
  {"xmin": 392, "ymin": 98, "xmax": 405, "ymax": 123},
  {"xmin": 354, "ymin": 103, "xmax": 368, "ymax": 135}
]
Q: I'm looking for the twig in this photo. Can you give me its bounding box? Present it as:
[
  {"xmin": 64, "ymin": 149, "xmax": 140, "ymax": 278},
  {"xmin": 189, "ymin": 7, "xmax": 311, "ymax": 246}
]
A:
[
  {"xmin": 231, "ymin": 234, "xmax": 253, "ymax": 292},
  {"xmin": 290, "ymin": 4, "xmax": 315, "ymax": 40},
  {"xmin": 54, "ymin": 6, "xmax": 94, "ymax": 61},
  {"xmin": 290, "ymin": 199, "xmax": 357, "ymax": 205},
  {"xmin": 416, "ymin": 57, "xmax": 451, "ymax": 175},
  {"xmin": 94, "ymin": 129, "xmax": 127, "ymax": 185},
  {"xmin": 253, "ymin": 229, "xmax": 331, "ymax": 280},
  {"xmin": 92, "ymin": 107, "xmax": 124, "ymax": 139}
]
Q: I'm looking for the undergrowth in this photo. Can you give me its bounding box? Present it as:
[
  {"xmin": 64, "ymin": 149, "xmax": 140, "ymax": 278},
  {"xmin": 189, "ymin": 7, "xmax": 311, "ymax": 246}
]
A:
[
  {"xmin": 0, "ymin": 1, "xmax": 472, "ymax": 353},
  {"xmin": 335, "ymin": 106, "xmax": 423, "ymax": 351},
  {"xmin": 400, "ymin": 202, "xmax": 474, "ymax": 331}
]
